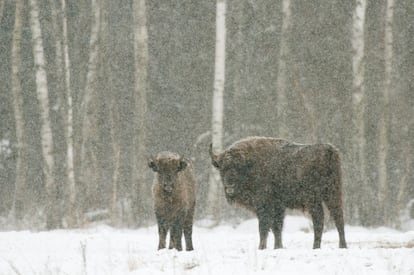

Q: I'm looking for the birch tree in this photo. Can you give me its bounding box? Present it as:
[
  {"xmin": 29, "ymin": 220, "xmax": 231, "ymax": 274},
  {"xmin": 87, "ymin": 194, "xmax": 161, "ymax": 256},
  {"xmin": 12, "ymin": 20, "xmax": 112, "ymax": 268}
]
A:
[
  {"xmin": 79, "ymin": 0, "xmax": 100, "ymax": 212},
  {"xmin": 207, "ymin": 0, "xmax": 226, "ymax": 221},
  {"xmin": 131, "ymin": 0, "xmax": 149, "ymax": 225},
  {"xmin": 11, "ymin": 0, "xmax": 25, "ymax": 222},
  {"xmin": 29, "ymin": 0, "xmax": 60, "ymax": 229},
  {"xmin": 275, "ymin": 0, "xmax": 291, "ymax": 139},
  {"xmin": 59, "ymin": 0, "xmax": 78, "ymax": 227},
  {"xmin": 351, "ymin": 0, "xmax": 369, "ymax": 224},
  {"xmin": 377, "ymin": 0, "xmax": 395, "ymax": 226}
]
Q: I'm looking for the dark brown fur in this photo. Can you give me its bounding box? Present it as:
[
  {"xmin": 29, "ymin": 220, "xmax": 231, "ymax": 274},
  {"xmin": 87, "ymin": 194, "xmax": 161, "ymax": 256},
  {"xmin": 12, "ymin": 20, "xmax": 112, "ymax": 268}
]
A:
[
  {"xmin": 148, "ymin": 152, "xmax": 196, "ymax": 251},
  {"xmin": 210, "ymin": 137, "xmax": 347, "ymax": 249}
]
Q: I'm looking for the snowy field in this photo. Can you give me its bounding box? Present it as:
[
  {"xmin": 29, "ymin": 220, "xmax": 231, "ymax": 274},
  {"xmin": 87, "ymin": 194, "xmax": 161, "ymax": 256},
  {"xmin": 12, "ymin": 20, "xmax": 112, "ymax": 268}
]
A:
[{"xmin": 0, "ymin": 216, "xmax": 413, "ymax": 275}]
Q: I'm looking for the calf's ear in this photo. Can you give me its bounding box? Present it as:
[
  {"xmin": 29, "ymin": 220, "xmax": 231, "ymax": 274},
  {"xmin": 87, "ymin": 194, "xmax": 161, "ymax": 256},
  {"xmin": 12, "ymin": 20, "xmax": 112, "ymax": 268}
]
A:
[
  {"xmin": 148, "ymin": 157, "xmax": 158, "ymax": 172},
  {"xmin": 178, "ymin": 159, "xmax": 188, "ymax": 172}
]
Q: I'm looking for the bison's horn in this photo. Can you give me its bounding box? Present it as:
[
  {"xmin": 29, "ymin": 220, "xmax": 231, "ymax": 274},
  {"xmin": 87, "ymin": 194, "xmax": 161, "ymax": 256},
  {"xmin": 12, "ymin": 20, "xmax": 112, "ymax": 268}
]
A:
[
  {"xmin": 209, "ymin": 143, "xmax": 220, "ymax": 168},
  {"xmin": 209, "ymin": 143, "xmax": 215, "ymax": 158},
  {"xmin": 147, "ymin": 156, "xmax": 158, "ymax": 172}
]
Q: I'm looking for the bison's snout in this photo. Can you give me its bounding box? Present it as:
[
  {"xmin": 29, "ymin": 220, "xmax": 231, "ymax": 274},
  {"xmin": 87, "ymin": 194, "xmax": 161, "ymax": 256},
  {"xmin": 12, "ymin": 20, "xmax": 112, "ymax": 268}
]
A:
[
  {"xmin": 225, "ymin": 187, "xmax": 235, "ymax": 195},
  {"xmin": 161, "ymin": 181, "xmax": 175, "ymax": 193},
  {"xmin": 163, "ymin": 185, "xmax": 173, "ymax": 193}
]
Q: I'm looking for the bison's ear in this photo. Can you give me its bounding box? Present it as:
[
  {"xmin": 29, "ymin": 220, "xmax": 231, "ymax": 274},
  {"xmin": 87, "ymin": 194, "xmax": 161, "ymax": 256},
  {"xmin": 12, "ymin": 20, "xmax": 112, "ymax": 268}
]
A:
[
  {"xmin": 209, "ymin": 143, "xmax": 221, "ymax": 169},
  {"xmin": 148, "ymin": 157, "xmax": 158, "ymax": 172},
  {"xmin": 177, "ymin": 159, "xmax": 188, "ymax": 172}
]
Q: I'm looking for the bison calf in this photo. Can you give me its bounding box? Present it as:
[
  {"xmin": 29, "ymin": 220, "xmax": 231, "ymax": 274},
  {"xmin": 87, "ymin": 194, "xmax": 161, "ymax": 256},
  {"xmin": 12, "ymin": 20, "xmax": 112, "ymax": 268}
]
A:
[
  {"xmin": 210, "ymin": 137, "xmax": 347, "ymax": 249},
  {"xmin": 148, "ymin": 152, "xmax": 196, "ymax": 251}
]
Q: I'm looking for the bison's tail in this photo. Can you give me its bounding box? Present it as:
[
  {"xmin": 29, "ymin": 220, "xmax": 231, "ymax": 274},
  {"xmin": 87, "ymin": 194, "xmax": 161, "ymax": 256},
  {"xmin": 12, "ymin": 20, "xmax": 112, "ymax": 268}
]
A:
[{"xmin": 324, "ymin": 146, "xmax": 343, "ymax": 204}]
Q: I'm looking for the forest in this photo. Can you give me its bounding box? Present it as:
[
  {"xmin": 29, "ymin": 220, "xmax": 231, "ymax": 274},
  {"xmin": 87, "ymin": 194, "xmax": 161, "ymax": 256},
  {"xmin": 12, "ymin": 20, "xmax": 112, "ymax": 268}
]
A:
[{"xmin": 0, "ymin": 0, "xmax": 413, "ymax": 230}]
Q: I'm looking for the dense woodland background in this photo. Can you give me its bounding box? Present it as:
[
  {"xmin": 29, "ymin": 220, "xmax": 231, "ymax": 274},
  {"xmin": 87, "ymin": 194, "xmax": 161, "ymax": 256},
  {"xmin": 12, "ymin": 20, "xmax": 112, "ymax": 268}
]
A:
[{"xmin": 0, "ymin": 0, "xmax": 413, "ymax": 230}]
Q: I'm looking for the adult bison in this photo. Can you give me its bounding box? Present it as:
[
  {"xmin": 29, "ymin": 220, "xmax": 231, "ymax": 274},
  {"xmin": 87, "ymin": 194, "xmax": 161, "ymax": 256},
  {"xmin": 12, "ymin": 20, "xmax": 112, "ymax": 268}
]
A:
[
  {"xmin": 209, "ymin": 137, "xmax": 347, "ymax": 249},
  {"xmin": 148, "ymin": 152, "xmax": 196, "ymax": 251}
]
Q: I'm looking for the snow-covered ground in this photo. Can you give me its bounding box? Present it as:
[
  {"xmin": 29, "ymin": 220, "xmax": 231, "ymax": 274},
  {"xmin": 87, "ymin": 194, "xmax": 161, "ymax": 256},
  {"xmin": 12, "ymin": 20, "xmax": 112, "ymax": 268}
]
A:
[{"xmin": 0, "ymin": 216, "xmax": 413, "ymax": 275}]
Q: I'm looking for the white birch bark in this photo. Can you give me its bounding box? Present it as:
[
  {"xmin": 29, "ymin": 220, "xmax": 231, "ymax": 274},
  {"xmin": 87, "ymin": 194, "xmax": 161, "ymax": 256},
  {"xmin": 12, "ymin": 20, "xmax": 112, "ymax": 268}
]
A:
[
  {"xmin": 276, "ymin": 0, "xmax": 291, "ymax": 139},
  {"xmin": 29, "ymin": 0, "xmax": 59, "ymax": 228},
  {"xmin": 11, "ymin": 0, "xmax": 25, "ymax": 221},
  {"xmin": 208, "ymin": 0, "xmax": 226, "ymax": 220},
  {"xmin": 352, "ymin": 0, "xmax": 366, "ymax": 184},
  {"xmin": 81, "ymin": 0, "xmax": 100, "ymax": 117},
  {"xmin": 395, "ymin": 147, "xmax": 412, "ymax": 227},
  {"xmin": 60, "ymin": 0, "xmax": 77, "ymax": 227},
  {"xmin": 351, "ymin": 0, "xmax": 368, "ymax": 223},
  {"xmin": 131, "ymin": 0, "xmax": 149, "ymax": 225},
  {"xmin": 377, "ymin": 0, "xmax": 395, "ymax": 225}
]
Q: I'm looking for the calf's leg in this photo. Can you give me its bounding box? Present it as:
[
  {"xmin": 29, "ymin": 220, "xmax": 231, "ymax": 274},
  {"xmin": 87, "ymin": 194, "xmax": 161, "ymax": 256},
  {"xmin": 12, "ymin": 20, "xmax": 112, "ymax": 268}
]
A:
[
  {"xmin": 310, "ymin": 202, "xmax": 324, "ymax": 249},
  {"xmin": 183, "ymin": 208, "xmax": 195, "ymax": 251},
  {"xmin": 156, "ymin": 217, "xmax": 168, "ymax": 250},
  {"xmin": 257, "ymin": 210, "xmax": 271, "ymax": 249},
  {"xmin": 326, "ymin": 201, "xmax": 347, "ymax": 248},
  {"xmin": 170, "ymin": 213, "xmax": 185, "ymax": 251},
  {"xmin": 271, "ymin": 208, "xmax": 285, "ymax": 249}
]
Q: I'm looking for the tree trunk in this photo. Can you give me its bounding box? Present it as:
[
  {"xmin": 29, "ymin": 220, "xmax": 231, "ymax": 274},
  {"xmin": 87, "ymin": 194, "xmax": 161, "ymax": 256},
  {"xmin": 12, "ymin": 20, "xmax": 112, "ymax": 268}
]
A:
[
  {"xmin": 79, "ymin": 0, "xmax": 100, "ymax": 212},
  {"xmin": 60, "ymin": 0, "xmax": 78, "ymax": 228},
  {"xmin": 0, "ymin": 0, "xmax": 5, "ymax": 23},
  {"xmin": 207, "ymin": 0, "xmax": 226, "ymax": 221},
  {"xmin": 351, "ymin": 0, "xmax": 370, "ymax": 225},
  {"xmin": 131, "ymin": 0, "xmax": 149, "ymax": 226},
  {"xmin": 377, "ymin": 0, "xmax": 394, "ymax": 226},
  {"xmin": 230, "ymin": 0, "xmax": 246, "ymax": 139},
  {"xmin": 395, "ymin": 146, "xmax": 412, "ymax": 228},
  {"xmin": 275, "ymin": 0, "xmax": 291, "ymax": 139},
  {"xmin": 11, "ymin": 0, "xmax": 25, "ymax": 222},
  {"xmin": 110, "ymin": 123, "xmax": 121, "ymax": 226},
  {"xmin": 29, "ymin": 0, "xmax": 60, "ymax": 229}
]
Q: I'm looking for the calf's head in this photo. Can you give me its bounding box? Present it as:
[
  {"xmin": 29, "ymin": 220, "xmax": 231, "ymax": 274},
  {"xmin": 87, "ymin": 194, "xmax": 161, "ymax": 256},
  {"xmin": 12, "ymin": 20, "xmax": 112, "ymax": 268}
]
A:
[
  {"xmin": 148, "ymin": 153, "xmax": 187, "ymax": 193},
  {"xmin": 209, "ymin": 144, "xmax": 252, "ymax": 199}
]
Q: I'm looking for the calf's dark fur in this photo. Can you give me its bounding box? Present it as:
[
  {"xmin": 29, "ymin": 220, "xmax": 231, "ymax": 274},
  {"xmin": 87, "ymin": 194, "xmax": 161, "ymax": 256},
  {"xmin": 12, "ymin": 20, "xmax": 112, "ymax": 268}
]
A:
[{"xmin": 148, "ymin": 152, "xmax": 196, "ymax": 251}]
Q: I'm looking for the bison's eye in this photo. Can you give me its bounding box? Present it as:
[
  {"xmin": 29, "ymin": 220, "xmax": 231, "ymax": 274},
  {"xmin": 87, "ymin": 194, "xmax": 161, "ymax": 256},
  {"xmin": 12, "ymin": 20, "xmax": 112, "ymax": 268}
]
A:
[{"xmin": 224, "ymin": 169, "xmax": 238, "ymax": 181}]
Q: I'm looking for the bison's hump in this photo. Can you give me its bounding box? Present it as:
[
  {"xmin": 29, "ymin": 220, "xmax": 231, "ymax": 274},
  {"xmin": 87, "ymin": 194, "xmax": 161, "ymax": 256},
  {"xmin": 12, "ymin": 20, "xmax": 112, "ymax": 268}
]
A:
[{"xmin": 227, "ymin": 136, "xmax": 289, "ymax": 150}]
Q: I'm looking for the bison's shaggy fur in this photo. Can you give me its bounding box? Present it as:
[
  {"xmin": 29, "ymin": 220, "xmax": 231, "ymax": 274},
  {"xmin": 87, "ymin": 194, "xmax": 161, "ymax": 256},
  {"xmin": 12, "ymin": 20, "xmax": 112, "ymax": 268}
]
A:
[
  {"xmin": 148, "ymin": 152, "xmax": 196, "ymax": 251},
  {"xmin": 210, "ymin": 137, "xmax": 347, "ymax": 249}
]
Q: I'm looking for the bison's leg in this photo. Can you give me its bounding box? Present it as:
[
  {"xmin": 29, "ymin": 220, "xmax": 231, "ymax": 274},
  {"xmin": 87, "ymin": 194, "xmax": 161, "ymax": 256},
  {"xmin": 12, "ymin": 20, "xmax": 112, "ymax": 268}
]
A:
[
  {"xmin": 170, "ymin": 214, "xmax": 185, "ymax": 251},
  {"xmin": 257, "ymin": 211, "xmax": 271, "ymax": 249},
  {"xmin": 333, "ymin": 210, "xmax": 347, "ymax": 248},
  {"xmin": 310, "ymin": 202, "xmax": 324, "ymax": 249},
  {"xmin": 156, "ymin": 218, "xmax": 168, "ymax": 250},
  {"xmin": 271, "ymin": 209, "xmax": 285, "ymax": 249},
  {"xmin": 325, "ymin": 201, "xmax": 347, "ymax": 248},
  {"xmin": 323, "ymin": 146, "xmax": 347, "ymax": 248},
  {"xmin": 183, "ymin": 208, "xmax": 195, "ymax": 251},
  {"xmin": 169, "ymin": 223, "xmax": 182, "ymax": 251}
]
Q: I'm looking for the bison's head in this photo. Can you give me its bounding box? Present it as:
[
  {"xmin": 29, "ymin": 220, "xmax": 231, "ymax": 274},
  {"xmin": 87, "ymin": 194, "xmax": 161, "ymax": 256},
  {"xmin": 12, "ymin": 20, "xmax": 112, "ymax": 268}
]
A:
[
  {"xmin": 148, "ymin": 152, "xmax": 188, "ymax": 194},
  {"xmin": 209, "ymin": 144, "xmax": 253, "ymax": 201}
]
